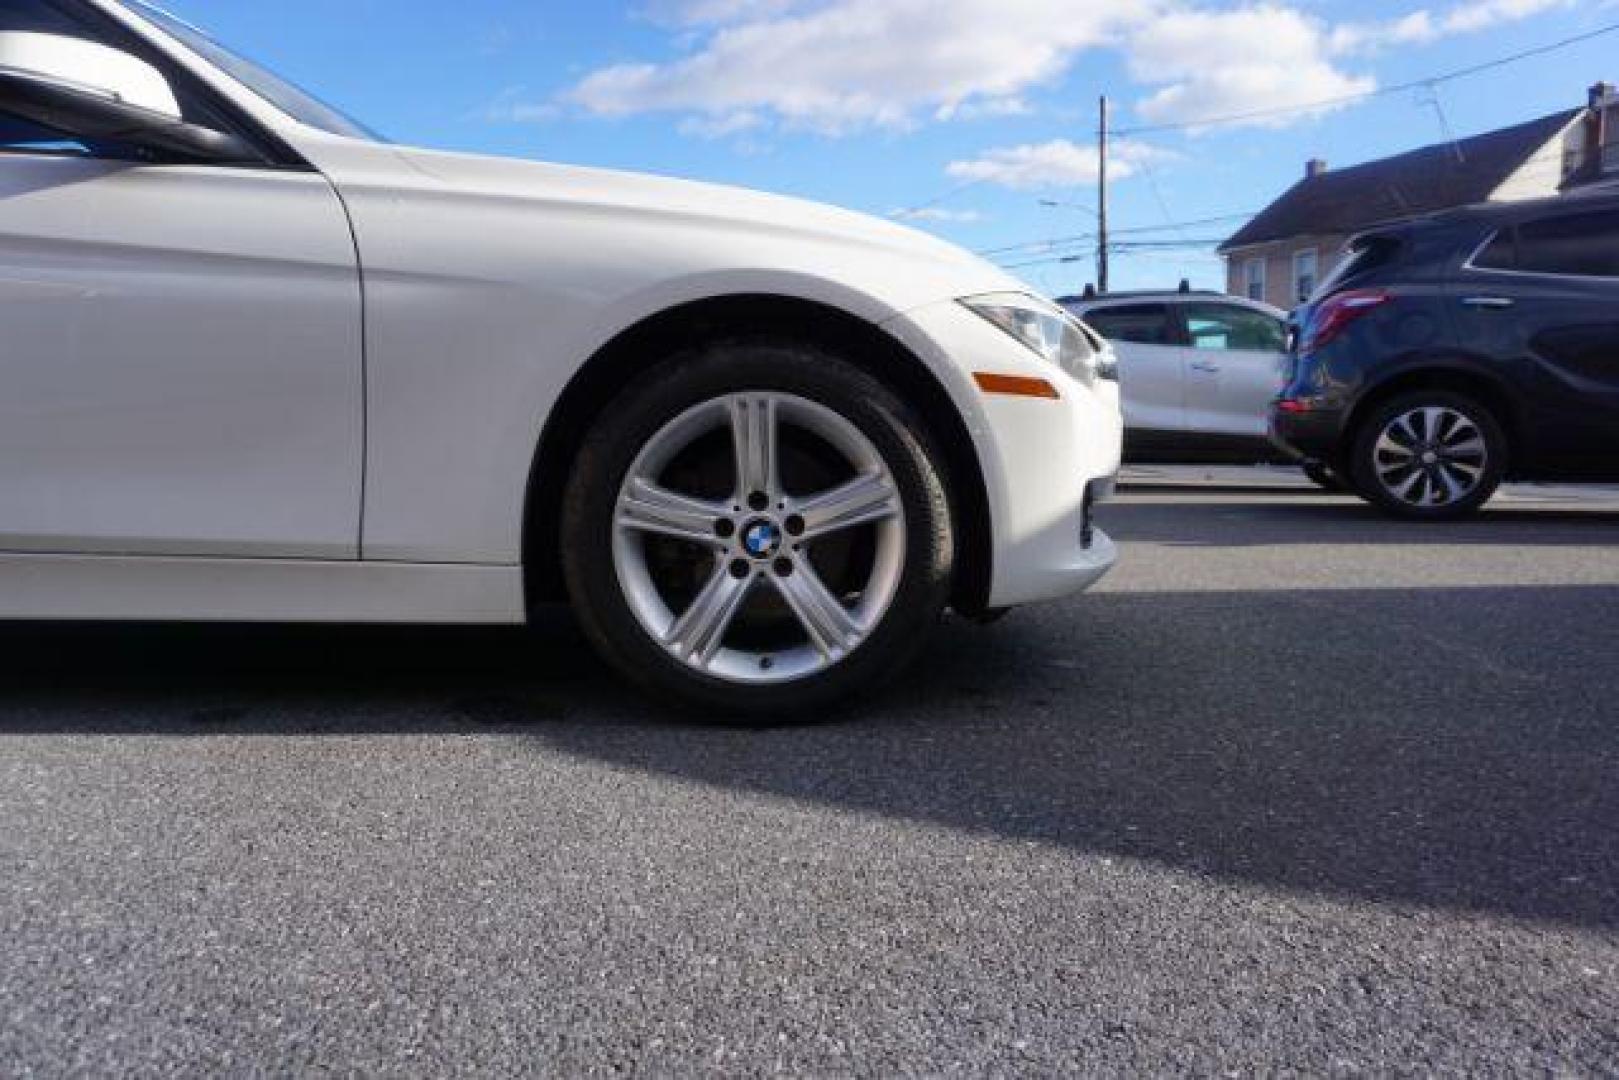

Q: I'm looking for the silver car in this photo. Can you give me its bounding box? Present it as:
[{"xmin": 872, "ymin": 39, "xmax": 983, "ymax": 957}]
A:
[{"xmin": 1061, "ymin": 290, "xmax": 1290, "ymax": 465}]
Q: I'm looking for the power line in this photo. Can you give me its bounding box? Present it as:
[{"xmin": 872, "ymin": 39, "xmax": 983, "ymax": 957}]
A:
[
  {"xmin": 999, "ymin": 237, "xmax": 1230, "ymax": 272},
  {"xmin": 1113, "ymin": 211, "xmax": 1260, "ymax": 234},
  {"xmin": 900, "ymin": 17, "xmax": 1618, "ymax": 277},
  {"xmin": 1139, "ymin": 159, "xmax": 1188, "ymax": 245},
  {"xmin": 976, "ymin": 211, "xmax": 1259, "ymax": 258},
  {"xmin": 1112, "ymin": 20, "xmax": 1619, "ymax": 137},
  {"xmin": 890, "ymin": 178, "xmax": 986, "ymax": 220},
  {"xmin": 998, "ymin": 130, "xmax": 1591, "ymax": 261},
  {"xmin": 1038, "ymin": 197, "xmax": 1099, "ymax": 216}
]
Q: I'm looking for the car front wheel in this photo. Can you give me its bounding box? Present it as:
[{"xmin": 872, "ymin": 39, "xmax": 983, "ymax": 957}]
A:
[
  {"xmin": 1349, "ymin": 390, "xmax": 1507, "ymax": 521},
  {"xmin": 561, "ymin": 342, "xmax": 955, "ymax": 717}
]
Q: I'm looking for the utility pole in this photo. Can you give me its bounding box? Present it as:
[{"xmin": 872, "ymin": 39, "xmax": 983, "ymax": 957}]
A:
[{"xmin": 1096, "ymin": 95, "xmax": 1110, "ymax": 295}]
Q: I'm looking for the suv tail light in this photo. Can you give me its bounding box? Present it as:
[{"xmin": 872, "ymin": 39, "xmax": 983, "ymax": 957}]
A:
[{"xmin": 1301, "ymin": 289, "xmax": 1391, "ymax": 353}]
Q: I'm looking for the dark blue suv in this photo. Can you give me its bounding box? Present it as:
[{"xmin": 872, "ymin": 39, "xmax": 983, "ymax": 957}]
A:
[{"xmin": 1272, "ymin": 191, "xmax": 1619, "ymax": 519}]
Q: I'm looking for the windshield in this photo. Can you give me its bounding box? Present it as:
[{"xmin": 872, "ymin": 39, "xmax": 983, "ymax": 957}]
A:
[{"xmin": 127, "ymin": 2, "xmax": 385, "ymax": 142}]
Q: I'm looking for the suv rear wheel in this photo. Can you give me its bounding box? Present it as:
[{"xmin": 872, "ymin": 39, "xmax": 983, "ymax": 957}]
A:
[{"xmin": 1349, "ymin": 390, "xmax": 1507, "ymax": 521}]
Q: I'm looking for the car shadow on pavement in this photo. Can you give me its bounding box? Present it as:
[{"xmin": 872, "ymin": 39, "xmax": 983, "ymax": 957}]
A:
[
  {"xmin": 1, "ymin": 582, "xmax": 1613, "ymax": 932},
  {"xmin": 525, "ymin": 583, "xmax": 1619, "ymax": 932},
  {"xmin": 0, "ymin": 611, "xmax": 618, "ymax": 734}
]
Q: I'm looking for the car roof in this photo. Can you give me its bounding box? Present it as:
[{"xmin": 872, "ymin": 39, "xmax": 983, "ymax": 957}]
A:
[{"xmin": 1355, "ymin": 187, "xmax": 1619, "ymax": 242}]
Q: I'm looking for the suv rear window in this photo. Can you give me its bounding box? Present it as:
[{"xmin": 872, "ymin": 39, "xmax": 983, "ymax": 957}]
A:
[
  {"xmin": 1314, "ymin": 234, "xmax": 1402, "ymax": 298},
  {"xmin": 1083, "ymin": 304, "xmax": 1174, "ymax": 345},
  {"xmin": 1477, "ymin": 211, "xmax": 1619, "ymax": 278}
]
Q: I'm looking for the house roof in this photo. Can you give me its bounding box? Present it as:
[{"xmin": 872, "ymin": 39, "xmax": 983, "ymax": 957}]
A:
[{"xmin": 1220, "ymin": 109, "xmax": 1583, "ymax": 252}]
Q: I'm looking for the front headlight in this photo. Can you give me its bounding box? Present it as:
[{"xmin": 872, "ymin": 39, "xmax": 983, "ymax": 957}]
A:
[{"xmin": 960, "ymin": 292, "xmax": 1112, "ymax": 386}]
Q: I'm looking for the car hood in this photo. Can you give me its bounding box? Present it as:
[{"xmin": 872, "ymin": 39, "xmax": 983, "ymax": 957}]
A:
[{"xmin": 374, "ymin": 145, "xmax": 1019, "ymax": 301}]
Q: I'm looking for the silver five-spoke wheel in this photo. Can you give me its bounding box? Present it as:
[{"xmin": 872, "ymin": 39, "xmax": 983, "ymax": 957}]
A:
[
  {"xmin": 1371, "ymin": 405, "xmax": 1488, "ymax": 509},
  {"xmin": 612, "ymin": 391, "xmax": 907, "ymax": 686}
]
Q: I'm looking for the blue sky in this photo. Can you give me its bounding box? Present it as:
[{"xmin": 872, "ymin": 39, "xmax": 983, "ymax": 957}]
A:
[{"xmin": 155, "ymin": 0, "xmax": 1615, "ymax": 295}]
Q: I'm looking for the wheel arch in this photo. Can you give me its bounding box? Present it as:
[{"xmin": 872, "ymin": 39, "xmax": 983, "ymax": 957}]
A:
[
  {"xmin": 1343, "ymin": 361, "xmax": 1524, "ymax": 471},
  {"xmin": 521, "ymin": 294, "xmax": 994, "ymax": 616}
]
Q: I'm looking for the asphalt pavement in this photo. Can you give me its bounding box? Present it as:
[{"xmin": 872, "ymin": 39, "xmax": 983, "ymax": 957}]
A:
[{"xmin": 3, "ymin": 479, "xmax": 1617, "ymax": 1075}]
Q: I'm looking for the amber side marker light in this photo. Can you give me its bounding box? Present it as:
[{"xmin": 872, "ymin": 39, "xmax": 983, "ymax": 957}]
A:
[{"xmin": 973, "ymin": 373, "xmax": 1061, "ymax": 400}]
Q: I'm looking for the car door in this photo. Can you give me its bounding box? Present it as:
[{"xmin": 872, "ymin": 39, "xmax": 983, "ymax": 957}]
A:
[
  {"xmin": 1079, "ymin": 303, "xmax": 1186, "ymax": 437},
  {"xmin": 0, "ymin": 4, "xmax": 362, "ymax": 559},
  {"xmin": 1179, "ymin": 302, "xmax": 1289, "ymax": 438},
  {"xmin": 1456, "ymin": 208, "xmax": 1619, "ymax": 477}
]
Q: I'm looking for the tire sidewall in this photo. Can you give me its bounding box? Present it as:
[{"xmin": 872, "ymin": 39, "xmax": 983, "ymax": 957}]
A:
[{"xmin": 561, "ymin": 342, "xmax": 954, "ymax": 718}]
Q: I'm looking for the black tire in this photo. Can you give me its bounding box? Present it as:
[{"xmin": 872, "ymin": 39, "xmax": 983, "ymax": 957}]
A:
[
  {"xmin": 1301, "ymin": 461, "xmax": 1342, "ymax": 492},
  {"xmin": 1349, "ymin": 390, "xmax": 1508, "ymax": 521},
  {"xmin": 561, "ymin": 341, "xmax": 955, "ymax": 718}
]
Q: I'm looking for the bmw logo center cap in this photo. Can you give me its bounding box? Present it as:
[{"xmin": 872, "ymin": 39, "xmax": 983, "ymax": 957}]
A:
[{"xmin": 742, "ymin": 520, "xmax": 782, "ymax": 558}]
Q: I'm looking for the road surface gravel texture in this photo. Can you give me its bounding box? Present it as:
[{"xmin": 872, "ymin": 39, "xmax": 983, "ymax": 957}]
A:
[{"xmin": 2, "ymin": 482, "xmax": 1617, "ymax": 1075}]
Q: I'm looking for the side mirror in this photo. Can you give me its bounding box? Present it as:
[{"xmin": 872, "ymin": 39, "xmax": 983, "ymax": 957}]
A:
[{"xmin": 0, "ymin": 32, "xmax": 263, "ymax": 164}]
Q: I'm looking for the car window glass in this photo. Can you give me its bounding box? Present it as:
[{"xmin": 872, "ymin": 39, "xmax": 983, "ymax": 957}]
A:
[
  {"xmin": 1472, "ymin": 229, "xmax": 1518, "ymax": 271},
  {"xmin": 1182, "ymin": 304, "xmax": 1287, "ymax": 352},
  {"xmin": 1083, "ymin": 304, "xmax": 1173, "ymax": 345},
  {"xmin": 132, "ymin": 3, "xmax": 384, "ymax": 142},
  {"xmin": 0, "ymin": 114, "xmax": 94, "ymax": 156},
  {"xmin": 1514, "ymin": 211, "xmax": 1619, "ymax": 278}
]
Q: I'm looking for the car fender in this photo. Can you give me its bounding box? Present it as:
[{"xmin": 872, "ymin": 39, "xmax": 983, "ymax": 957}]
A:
[{"xmin": 1346, "ymin": 352, "xmax": 1526, "ymax": 445}]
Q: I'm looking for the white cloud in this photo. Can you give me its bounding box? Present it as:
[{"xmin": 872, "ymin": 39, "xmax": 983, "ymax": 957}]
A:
[
  {"xmin": 677, "ymin": 111, "xmax": 764, "ymax": 138},
  {"xmin": 641, "ymin": 0, "xmax": 805, "ymax": 27},
  {"xmin": 935, "ymin": 97, "xmax": 1031, "ymax": 122},
  {"xmin": 1128, "ymin": 7, "xmax": 1377, "ymax": 132},
  {"xmin": 480, "ymin": 87, "xmax": 562, "ymax": 124},
  {"xmin": 946, "ymin": 139, "xmax": 1170, "ymax": 191},
  {"xmin": 1438, "ymin": 0, "xmax": 1574, "ymax": 34},
  {"xmin": 1331, "ymin": 0, "xmax": 1575, "ymax": 54},
  {"xmin": 890, "ymin": 207, "xmax": 985, "ymax": 223},
  {"xmin": 566, "ymin": 0, "xmax": 1152, "ymax": 135},
  {"xmin": 546, "ymin": 0, "xmax": 1576, "ymax": 139},
  {"xmin": 1128, "ymin": 0, "xmax": 1573, "ymax": 132},
  {"xmin": 1328, "ymin": 13, "xmax": 1436, "ymax": 55}
]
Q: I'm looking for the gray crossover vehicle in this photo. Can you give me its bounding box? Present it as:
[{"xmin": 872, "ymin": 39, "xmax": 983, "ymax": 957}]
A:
[{"xmin": 1062, "ymin": 289, "xmax": 1291, "ymax": 466}]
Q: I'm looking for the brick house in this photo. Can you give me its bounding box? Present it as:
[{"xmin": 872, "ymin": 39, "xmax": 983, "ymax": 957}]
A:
[{"xmin": 1220, "ymin": 83, "xmax": 1618, "ymax": 310}]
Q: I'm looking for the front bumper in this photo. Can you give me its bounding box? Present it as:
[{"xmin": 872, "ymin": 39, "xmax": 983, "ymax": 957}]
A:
[{"xmin": 884, "ymin": 300, "xmax": 1123, "ymax": 609}]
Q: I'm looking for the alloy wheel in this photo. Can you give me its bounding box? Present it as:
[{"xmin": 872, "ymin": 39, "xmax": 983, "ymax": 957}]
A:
[
  {"xmin": 611, "ymin": 392, "xmax": 907, "ymax": 685},
  {"xmin": 1371, "ymin": 405, "xmax": 1488, "ymax": 509}
]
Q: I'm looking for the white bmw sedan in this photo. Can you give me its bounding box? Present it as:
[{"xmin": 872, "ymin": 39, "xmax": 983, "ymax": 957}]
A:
[{"xmin": 0, "ymin": 0, "xmax": 1122, "ymax": 714}]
